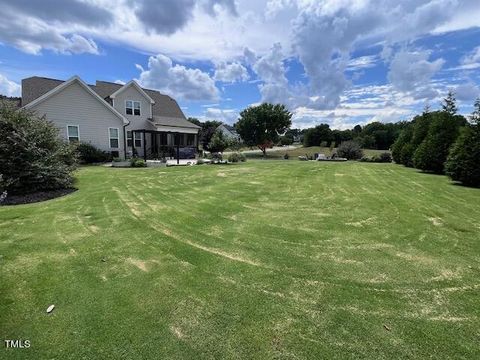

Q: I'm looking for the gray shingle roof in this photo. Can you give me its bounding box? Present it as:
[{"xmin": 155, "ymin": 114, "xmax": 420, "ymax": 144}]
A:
[
  {"xmin": 151, "ymin": 116, "xmax": 200, "ymax": 129},
  {"xmin": 21, "ymin": 76, "xmax": 190, "ymax": 122}
]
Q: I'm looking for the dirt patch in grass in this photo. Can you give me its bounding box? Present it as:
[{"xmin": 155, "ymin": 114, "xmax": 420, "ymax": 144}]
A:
[{"xmin": 1, "ymin": 188, "xmax": 77, "ymax": 206}]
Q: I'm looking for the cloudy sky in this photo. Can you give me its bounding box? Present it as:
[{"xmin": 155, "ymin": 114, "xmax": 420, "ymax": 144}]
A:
[{"xmin": 1, "ymin": 0, "xmax": 480, "ymax": 128}]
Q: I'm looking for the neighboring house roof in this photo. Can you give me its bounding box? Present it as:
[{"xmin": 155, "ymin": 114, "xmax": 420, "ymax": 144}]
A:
[
  {"xmin": 151, "ymin": 115, "xmax": 200, "ymax": 129},
  {"xmin": 110, "ymin": 80, "xmax": 155, "ymax": 104},
  {"xmin": 218, "ymin": 123, "xmax": 240, "ymax": 136},
  {"xmin": 21, "ymin": 76, "xmax": 189, "ymax": 121},
  {"xmin": 23, "ymin": 76, "xmax": 128, "ymax": 125}
]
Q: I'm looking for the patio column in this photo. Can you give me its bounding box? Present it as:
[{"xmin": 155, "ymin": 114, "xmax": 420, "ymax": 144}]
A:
[{"xmin": 143, "ymin": 130, "xmax": 147, "ymax": 161}]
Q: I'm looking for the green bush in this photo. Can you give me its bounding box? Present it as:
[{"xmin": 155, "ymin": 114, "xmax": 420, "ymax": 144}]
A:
[
  {"xmin": 360, "ymin": 152, "xmax": 392, "ymax": 163},
  {"xmin": 0, "ymin": 104, "xmax": 78, "ymax": 195},
  {"xmin": 445, "ymin": 126, "xmax": 480, "ymax": 187},
  {"xmin": 336, "ymin": 141, "xmax": 363, "ymax": 160},
  {"xmin": 130, "ymin": 158, "xmax": 147, "ymax": 167},
  {"xmin": 77, "ymin": 143, "xmax": 111, "ymax": 164},
  {"xmin": 227, "ymin": 152, "xmax": 246, "ymax": 163}
]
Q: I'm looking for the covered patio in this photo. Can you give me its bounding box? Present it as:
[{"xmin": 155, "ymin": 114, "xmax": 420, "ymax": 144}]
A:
[{"xmin": 129, "ymin": 116, "xmax": 200, "ymax": 164}]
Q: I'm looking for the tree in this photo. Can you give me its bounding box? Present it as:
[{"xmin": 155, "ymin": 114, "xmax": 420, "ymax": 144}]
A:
[
  {"xmin": 303, "ymin": 124, "xmax": 332, "ymax": 147},
  {"xmin": 336, "ymin": 141, "xmax": 363, "ymax": 160},
  {"xmin": 442, "ymin": 90, "xmax": 458, "ymax": 115},
  {"xmin": 391, "ymin": 123, "xmax": 413, "ymax": 164},
  {"xmin": 445, "ymin": 98, "xmax": 480, "ymax": 187},
  {"xmin": 413, "ymin": 111, "xmax": 466, "ymax": 173},
  {"xmin": 0, "ymin": 103, "xmax": 77, "ymax": 195},
  {"xmin": 199, "ymin": 120, "xmax": 222, "ymax": 151},
  {"xmin": 208, "ymin": 130, "xmax": 231, "ymax": 154},
  {"xmin": 235, "ymin": 103, "xmax": 292, "ymax": 157}
]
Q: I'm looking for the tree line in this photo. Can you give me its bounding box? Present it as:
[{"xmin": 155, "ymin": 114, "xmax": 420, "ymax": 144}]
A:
[{"xmin": 392, "ymin": 91, "xmax": 480, "ymax": 187}]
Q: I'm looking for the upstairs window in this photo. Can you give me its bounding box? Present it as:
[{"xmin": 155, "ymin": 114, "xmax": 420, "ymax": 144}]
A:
[
  {"xmin": 126, "ymin": 100, "xmax": 141, "ymax": 116},
  {"xmin": 67, "ymin": 125, "xmax": 79, "ymax": 143},
  {"xmin": 109, "ymin": 128, "xmax": 119, "ymax": 148}
]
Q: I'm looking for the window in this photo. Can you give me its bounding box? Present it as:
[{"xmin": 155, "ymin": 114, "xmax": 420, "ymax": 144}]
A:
[
  {"xmin": 134, "ymin": 132, "xmax": 142, "ymax": 147},
  {"xmin": 126, "ymin": 100, "xmax": 141, "ymax": 116},
  {"xmin": 127, "ymin": 130, "xmax": 133, "ymax": 147},
  {"xmin": 186, "ymin": 134, "xmax": 195, "ymax": 146},
  {"xmin": 109, "ymin": 128, "xmax": 119, "ymax": 148},
  {"xmin": 67, "ymin": 125, "xmax": 79, "ymax": 143},
  {"xmin": 133, "ymin": 101, "xmax": 141, "ymax": 116}
]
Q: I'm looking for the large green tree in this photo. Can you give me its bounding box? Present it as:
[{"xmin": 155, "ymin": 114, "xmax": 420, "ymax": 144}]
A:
[
  {"xmin": 303, "ymin": 124, "xmax": 332, "ymax": 147},
  {"xmin": 413, "ymin": 111, "xmax": 466, "ymax": 173},
  {"xmin": 235, "ymin": 103, "xmax": 292, "ymax": 157},
  {"xmin": 445, "ymin": 98, "xmax": 480, "ymax": 187}
]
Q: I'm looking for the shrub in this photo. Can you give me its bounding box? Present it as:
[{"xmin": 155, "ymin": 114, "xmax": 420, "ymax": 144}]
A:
[
  {"xmin": 445, "ymin": 126, "xmax": 480, "ymax": 187},
  {"xmin": 283, "ymin": 153, "xmax": 290, "ymax": 160},
  {"xmin": 336, "ymin": 141, "xmax": 363, "ymax": 160},
  {"xmin": 227, "ymin": 152, "xmax": 246, "ymax": 163},
  {"xmin": 130, "ymin": 158, "xmax": 146, "ymax": 167},
  {"xmin": 77, "ymin": 142, "xmax": 111, "ymax": 164},
  {"xmin": 0, "ymin": 105, "xmax": 78, "ymax": 195},
  {"xmin": 377, "ymin": 152, "xmax": 392, "ymax": 163},
  {"xmin": 279, "ymin": 135, "xmax": 294, "ymax": 146}
]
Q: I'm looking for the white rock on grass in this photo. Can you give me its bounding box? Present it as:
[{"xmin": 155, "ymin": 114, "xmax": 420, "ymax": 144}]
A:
[{"xmin": 46, "ymin": 305, "xmax": 55, "ymax": 314}]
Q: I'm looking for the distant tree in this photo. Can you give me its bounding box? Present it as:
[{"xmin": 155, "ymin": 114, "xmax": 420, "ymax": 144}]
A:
[
  {"xmin": 445, "ymin": 98, "xmax": 480, "ymax": 187},
  {"xmin": 208, "ymin": 130, "xmax": 231, "ymax": 154},
  {"xmin": 187, "ymin": 117, "xmax": 202, "ymax": 127},
  {"xmin": 236, "ymin": 103, "xmax": 292, "ymax": 157},
  {"xmin": 279, "ymin": 134, "xmax": 294, "ymax": 146},
  {"xmin": 442, "ymin": 90, "xmax": 458, "ymax": 115},
  {"xmin": 332, "ymin": 129, "xmax": 353, "ymax": 147},
  {"xmin": 336, "ymin": 141, "xmax": 363, "ymax": 160},
  {"xmin": 303, "ymin": 124, "xmax": 332, "ymax": 147},
  {"xmin": 391, "ymin": 123, "xmax": 413, "ymax": 164},
  {"xmin": 353, "ymin": 124, "xmax": 362, "ymax": 135},
  {"xmin": 413, "ymin": 111, "xmax": 466, "ymax": 173},
  {"xmin": 199, "ymin": 120, "xmax": 222, "ymax": 151}
]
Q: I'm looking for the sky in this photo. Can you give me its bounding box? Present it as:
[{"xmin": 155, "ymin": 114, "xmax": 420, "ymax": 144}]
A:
[{"xmin": 0, "ymin": 0, "xmax": 480, "ymax": 129}]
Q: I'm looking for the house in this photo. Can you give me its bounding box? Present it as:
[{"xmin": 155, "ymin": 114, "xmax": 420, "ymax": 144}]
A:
[
  {"xmin": 216, "ymin": 123, "xmax": 241, "ymax": 142},
  {"xmin": 21, "ymin": 75, "xmax": 200, "ymax": 160}
]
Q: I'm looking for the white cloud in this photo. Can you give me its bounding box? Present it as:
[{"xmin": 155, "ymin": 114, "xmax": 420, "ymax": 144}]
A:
[
  {"xmin": 0, "ymin": 74, "xmax": 21, "ymax": 97},
  {"xmin": 455, "ymin": 82, "xmax": 480, "ymax": 102},
  {"xmin": 214, "ymin": 62, "xmax": 249, "ymax": 83},
  {"xmin": 136, "ymin": 54, "xmax": 219, "ymax": 101},
  {"xmin": 387, "ymin": 50, "xmax": 445, "ymax": 98},
  {"xmin": 202, "ymin": 107, "xmax": 238, "ymax": 124}
]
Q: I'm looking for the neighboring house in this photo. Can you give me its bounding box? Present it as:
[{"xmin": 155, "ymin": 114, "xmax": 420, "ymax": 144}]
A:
[
  {"xmin": 21, "ymin": 76, "xmax": 200, "ymax": 160},
  {"xmin": 217, "ymin": 123, "xmax": 241, "ymax": 142}
]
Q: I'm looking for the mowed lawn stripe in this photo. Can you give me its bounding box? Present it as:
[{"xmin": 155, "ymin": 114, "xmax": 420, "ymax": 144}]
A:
[{"xmin": 0, "ymin": 161, "xmax": 479, "ymax": 359}]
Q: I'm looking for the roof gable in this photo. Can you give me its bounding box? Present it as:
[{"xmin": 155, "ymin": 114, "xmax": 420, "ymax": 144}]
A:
[
  {"xmin": 23, "ymin": 76, "xmax": 128, "ymax": 124},
  {"xmin": 110, "ymin": 80, "xmax": 155, "ymax": 104}
]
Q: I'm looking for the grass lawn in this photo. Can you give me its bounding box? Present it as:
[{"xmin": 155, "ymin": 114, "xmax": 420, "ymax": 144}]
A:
[
  {"xmin": 243, "ymin": 146, "xmax": 387, "ymax": 159},
  {"xmin": 1, "ymin": 161, "xmax": 479, "ymax": 359}
]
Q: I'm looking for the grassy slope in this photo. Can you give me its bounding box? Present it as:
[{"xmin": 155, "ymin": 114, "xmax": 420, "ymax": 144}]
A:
[
  {"xmin": 244, "ymin": 146, "xmax": 387, "ymax": 159},
  {"xmin": 1, "ymin": 162, "xmax": 479, "ymax": 359}
]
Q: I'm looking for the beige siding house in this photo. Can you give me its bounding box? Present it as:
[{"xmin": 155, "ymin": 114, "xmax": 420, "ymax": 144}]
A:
[{"xmin": 22, "ymin": 75, "xmax": 200, "ymax": 160}]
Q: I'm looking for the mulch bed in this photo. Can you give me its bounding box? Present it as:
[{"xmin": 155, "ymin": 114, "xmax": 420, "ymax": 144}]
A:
[{"xmin": 1, "ymin": 188, "xmax": 77, "ymax": 206}]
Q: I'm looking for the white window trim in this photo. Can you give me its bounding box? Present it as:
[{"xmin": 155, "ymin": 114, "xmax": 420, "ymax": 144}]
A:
[
  {"xmin": 108, "ymin": 127, "xmax": 120, "ymax": 149},
  {"xmin": 66, "ymin": 124, "xmax": 80, "ymax": 143},
  {"xmin": 125, "ymin": 100, "xmax": 141, "ymax": 116},
  {"xmin": 134, "ymin": 131, "xmax": 142, "ymax": 148}
]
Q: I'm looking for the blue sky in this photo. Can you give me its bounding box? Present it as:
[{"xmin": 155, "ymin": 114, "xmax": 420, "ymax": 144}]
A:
[{"xmin": 1, "ymin": 0, "xmax": 480, "ymax": 129}]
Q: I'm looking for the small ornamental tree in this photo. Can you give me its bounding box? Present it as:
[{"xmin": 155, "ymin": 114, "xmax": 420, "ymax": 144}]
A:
[
  {"xmin": 0, "ymin": 103, "xmax": 78, "ymax": 195},
  {"xmin": 445, "ymin": 98, "xmax": 480, "ymax": 187},
  {"xmin": 208, "ymin": 130, "xmax": 231, "ymax": 154},
  {"xmin": 235, "ymin": 103, "xmax": 292, "ymax": 157}
]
